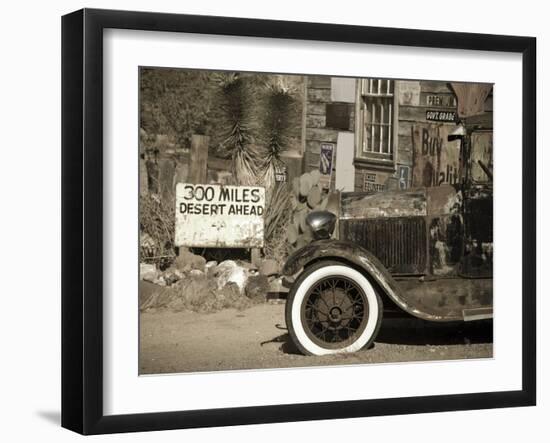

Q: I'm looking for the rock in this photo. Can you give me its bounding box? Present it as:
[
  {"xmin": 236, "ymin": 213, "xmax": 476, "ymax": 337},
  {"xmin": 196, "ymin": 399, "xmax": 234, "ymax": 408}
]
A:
[
  {"xmin": 268, "ymin": 277, "xmax": 286, "ymax": 294},
  {"xmin": 245, "ymin": 275, "xmax": 270, "ymax": 301},
  {"xmin": 139, "ymin": 280, "xmax": 161, "ymax": 309},
  {"xmin": 237, "ymin": 260, "xmax": 258, "ymax": 271},
  {"xmin": 189, "ymin": 269, "xmax": 206, "ymax": 279},
  {"xmin": 205, "ymin": 261, "xmax": 218, "ymax": 278},
  {"xmin": 259, "ymin": 259, "xmax": 280, "ymax": 277},
  {"xmin": 214, "ymin": 260, "xmax": 249, "ymax": 294},
  {"xmin": 299, "ymin": 172, "xmax": 312, "ymax": 197},
  {"xmin": 157, "ymin": 277, "xmax": 168, "ymax": 286},
  {"xmin": 174, "ymin": 248, "xmax": 206, "ymax": 273},
  {"xmin": 140, "ymin": 263, "xmax": 158, "ymax": 282},
  {"xmin": 307, "ymin": 185, "xmax": 322, "ymax": 209},
  {"xmin": 215, "ymin": 260, "xmax": 236, "ymax": 274},
  {"xmin": 286, "ymin": 224, "xmax": 298, "ymax": 245},
  {"xmin": 162, "ymin": 268, "xmax": 183, "ymax": 286},
  {"xmin": 309, "ymin": 169, "xmax": 321, "ymax": 185}
]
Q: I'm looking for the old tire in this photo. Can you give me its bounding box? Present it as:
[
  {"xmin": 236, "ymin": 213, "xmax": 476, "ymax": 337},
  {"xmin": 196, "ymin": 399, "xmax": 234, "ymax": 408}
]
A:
[{"xmin": 285, "ymin": 261, "xmax": 383, "ymax": 356}]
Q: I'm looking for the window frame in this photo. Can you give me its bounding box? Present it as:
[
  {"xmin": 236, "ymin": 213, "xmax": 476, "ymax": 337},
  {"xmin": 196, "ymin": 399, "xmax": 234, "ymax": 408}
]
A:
[{"xmin": 354, "ymin": 78, "xmax": 399, "ymax": 170}]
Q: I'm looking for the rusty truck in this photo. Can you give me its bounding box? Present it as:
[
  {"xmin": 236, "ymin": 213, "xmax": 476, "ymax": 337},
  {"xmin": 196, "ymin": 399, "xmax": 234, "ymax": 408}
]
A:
[{"xmin": 282, "ymin": 112, "xmax": 493, "ymax": 356}]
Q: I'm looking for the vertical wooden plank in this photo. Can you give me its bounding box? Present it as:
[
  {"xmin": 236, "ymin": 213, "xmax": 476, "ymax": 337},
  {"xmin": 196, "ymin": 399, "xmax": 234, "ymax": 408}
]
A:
[
  {"xmin": 188, "ymin": 134, "xmax": 209, "ymax": 184},
  {"xmin": 139, "ymin": 158, "xmax": 148, "ymax": 196},
  {"xmin": 335, "ymin": 132, "xmax": 355, "ymax": 192},
  {"xmin": 301, "ymin": 77, "xmax": 307, "ymax": 155},
  {"xmin": 388, "ymin": 102, "xmax": 392, "ymax": 154},
  {"xmin": 379, "ymin": 99, "xmax": 384, "ymax": 152},
  {"xmin": 369, "ymin": 100, "xmax": 376, "ymax": 152},
  {"xmin": 180, "ymin": 135, "xmax": 208, "ymax": 257}
]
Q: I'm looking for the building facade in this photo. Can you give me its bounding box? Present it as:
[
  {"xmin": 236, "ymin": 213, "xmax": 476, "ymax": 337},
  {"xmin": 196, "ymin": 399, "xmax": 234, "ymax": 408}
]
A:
[{"xmin": 302, "ymin": 76, "xmax": 493, "ymax": 194}]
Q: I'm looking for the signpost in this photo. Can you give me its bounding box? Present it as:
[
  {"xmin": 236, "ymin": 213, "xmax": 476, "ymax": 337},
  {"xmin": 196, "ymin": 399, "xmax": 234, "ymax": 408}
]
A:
[{"xmin": 175, "ymin": 183, "xmax": 265, "ymax": 248}]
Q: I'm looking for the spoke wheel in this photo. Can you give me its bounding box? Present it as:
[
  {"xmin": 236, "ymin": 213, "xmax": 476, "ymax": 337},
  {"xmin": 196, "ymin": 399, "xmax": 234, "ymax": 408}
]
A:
[
  {"xmin": 286, "ymin": 261, "xmax": 383, "ymax": 356},
  {"xmin": 301, "ymin": 276, "xmax": 369, "ymax": 349}
]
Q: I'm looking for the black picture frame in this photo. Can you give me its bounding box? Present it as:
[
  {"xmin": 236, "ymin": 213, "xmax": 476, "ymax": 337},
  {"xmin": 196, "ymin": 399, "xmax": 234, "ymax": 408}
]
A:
[{"xmin": 61, "ymin": 8, "xmax": 537, "ymax": 435}]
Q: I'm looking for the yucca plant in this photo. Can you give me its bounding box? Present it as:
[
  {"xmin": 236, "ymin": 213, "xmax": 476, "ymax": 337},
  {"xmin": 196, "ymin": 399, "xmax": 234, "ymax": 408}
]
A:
[
  {"xmin": 215, "ymin": 72, "xmax": 265, "ymax": 186},
  {"xmin": 258, "ymin": 76, "xmax": 296, "ymax": 203},
  {"xmin": 262, "ymin": 76, "xmax": 295, "ymax": 161},
  {"xmin": 259, "ymin": 76, "xmax": 297, "ymax": 255}
]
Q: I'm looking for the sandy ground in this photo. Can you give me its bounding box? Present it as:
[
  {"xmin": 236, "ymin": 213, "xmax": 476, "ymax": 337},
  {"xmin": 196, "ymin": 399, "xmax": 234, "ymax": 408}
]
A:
[{"xmin": 139, "ymin": 303, "xmax": 493, "ymax": 374}]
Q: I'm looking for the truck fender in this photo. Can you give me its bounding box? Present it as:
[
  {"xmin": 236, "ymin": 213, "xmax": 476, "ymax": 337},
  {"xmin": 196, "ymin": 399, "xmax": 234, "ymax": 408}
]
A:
[{"xmin": 282, "ymin": 239, "xmax": 456, "ymax": 322}]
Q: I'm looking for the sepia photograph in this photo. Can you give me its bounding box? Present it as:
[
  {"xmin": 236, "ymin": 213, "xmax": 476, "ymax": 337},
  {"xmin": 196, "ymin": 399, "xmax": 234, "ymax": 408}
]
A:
[{"xmin": 138, "ymin": 68, "xmax": 494, "ymax": 375}]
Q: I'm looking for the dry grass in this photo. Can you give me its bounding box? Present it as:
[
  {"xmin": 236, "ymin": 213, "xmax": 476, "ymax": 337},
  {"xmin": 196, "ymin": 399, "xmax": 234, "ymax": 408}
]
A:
[
  {"xmin": 263, "ymin": 182, "xmax": 293, "ymax": 266},
  {"xmin": 140, "ymin": 278, "xmax": 259, "ymax": 313},
  {"xmin": 140, "ymin": 194, "xmax": 176, "ymax": 268}
]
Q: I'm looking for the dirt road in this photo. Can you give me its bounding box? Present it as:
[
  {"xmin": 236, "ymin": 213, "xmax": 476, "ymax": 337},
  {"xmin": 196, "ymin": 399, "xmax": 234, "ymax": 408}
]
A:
[{"xmin": 139, "ymin": 303, "xmax": 492, "ymax": 374}]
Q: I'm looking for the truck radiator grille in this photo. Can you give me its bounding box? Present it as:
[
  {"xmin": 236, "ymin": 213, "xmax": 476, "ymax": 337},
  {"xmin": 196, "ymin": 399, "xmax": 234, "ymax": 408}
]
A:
[{"xmin": 339, "ymin": 217, "xmax": 427, "ymax": 275}]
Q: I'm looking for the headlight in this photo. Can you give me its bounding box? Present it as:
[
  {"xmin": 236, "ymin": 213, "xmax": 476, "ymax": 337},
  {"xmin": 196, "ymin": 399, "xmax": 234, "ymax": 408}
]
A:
[{"xmin": 306, "ymin": 211, "xmax": 336, "ymax": 240}]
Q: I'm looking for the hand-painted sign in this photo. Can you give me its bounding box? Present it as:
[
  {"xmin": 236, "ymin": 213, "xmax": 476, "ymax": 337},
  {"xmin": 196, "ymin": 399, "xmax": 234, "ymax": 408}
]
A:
[
  {"xmin": 411, "ymin": 124, "xmax": 461, "ymax": 188},
  {"xmin": 275, "ymin": 164, "xmax": 287, "ymax": 182},
  {"xmin": 398, "ymin": 81, "xmax": 421, "ymax": 106},
  {"xmin": 175, "ymin": 183, "xmax": 265, "ymax": 248},
  {"xmin": 363, "ymin": 172, "xmax": 387, "ymax": 193},
  {"xmin": 426, "ymin": 110, "xmax": 457, "ymax": 122},
  {"xmin": 424, "ymin": 94, "xmax": 457, "ymax": 108},
  {"xmin": 319, "ymin": 143, "xmax": 335, "ymax": 190}
]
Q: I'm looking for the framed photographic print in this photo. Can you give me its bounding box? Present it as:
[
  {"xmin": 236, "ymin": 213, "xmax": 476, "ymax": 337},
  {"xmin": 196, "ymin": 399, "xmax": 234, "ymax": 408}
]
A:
[{"xmin": 61, "ymin": 8, "xmax": 536, "ymax": 434}]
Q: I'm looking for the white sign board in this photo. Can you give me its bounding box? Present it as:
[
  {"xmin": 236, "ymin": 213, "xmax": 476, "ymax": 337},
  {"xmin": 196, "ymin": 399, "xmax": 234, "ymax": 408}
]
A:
[{"xmin": 175, "ymin": 183, "xmax": 265, "ymax": 248}]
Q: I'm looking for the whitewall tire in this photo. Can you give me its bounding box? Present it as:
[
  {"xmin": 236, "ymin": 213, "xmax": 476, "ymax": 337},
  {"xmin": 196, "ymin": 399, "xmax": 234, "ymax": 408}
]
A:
[{"xmin": 285, "ymin": 261, "xmax": 383, "ymax": 356}]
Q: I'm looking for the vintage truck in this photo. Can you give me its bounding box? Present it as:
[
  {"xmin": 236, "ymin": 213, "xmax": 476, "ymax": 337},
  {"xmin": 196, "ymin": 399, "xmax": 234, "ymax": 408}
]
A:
[{"xmin": 282, "ymin": 117, "xmax": 493, "ymax": 356}]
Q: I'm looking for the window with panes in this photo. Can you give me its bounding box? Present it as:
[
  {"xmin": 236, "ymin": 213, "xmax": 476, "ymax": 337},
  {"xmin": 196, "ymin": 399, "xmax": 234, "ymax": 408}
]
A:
[{"xmin": 357, "ymin": 78, "xmax": 397, "ymax": 162}]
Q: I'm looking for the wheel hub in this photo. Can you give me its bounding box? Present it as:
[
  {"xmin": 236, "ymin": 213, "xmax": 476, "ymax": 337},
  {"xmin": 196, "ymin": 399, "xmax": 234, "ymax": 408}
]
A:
[
  {"xmin": 329, "ymin": 306, "xmax": 342, "ymax": 322},
  {"xmin": 301, "ymin": 276, "xmax": 369, "ymax": 348}
]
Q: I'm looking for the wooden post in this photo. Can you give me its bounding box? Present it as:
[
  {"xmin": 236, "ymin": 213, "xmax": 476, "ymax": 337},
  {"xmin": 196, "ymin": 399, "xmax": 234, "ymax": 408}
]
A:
[
  {"xmin": 188, "ymin": 134, "xmax": 209, "ymax": 184},
  {"xmin": 251, "ymin": 248, "xmax": 261, "ymax": 268},
  {"xmin": 179, "ymin": 134, "xmax": 209, "ymax": 258}
]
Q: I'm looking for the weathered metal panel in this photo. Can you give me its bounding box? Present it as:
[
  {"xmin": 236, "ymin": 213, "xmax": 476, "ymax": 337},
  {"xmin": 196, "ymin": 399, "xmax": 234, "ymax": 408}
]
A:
[
  {"xmin": 426, "ymin": 185, "xmax": 462, "ymax": 216},
  {"xmin": 461, "ymin": 184, "xmax": 493, "ymax": 277},
  {"xmin": 470, "ymin": 131, "xmax": 493, "ymax": 183},
  {"xmin": 395, "ymin": 277, "xmax": 492, "ymax": 320},
  {"xmin": 340, "ymin": 188, "xmax": 427, "ymax": 219},
  {"xmin": 428, "ymin": 215, "xmax": 463, "ymax": 276},
  {"xmin": 175, "ymin": 183, "xmax": 265, "ymax": 248},
  {"xmin": 340, "ymin": 217, "xmax": 427, "ymax": 275}
]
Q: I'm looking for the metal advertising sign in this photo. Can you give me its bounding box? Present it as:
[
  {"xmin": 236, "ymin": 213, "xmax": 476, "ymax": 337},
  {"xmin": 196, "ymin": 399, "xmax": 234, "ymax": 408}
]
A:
[
  {"xmin": 424, "ymin": 94, "xmax": 457, "ymax": 108},
  {"xmin": 274, "ymin": 164, "xmax": 287, "ymax": 182},
  {"xmin": 426, "ymin": 110, "xmax": 457, "ymax": 122},
  {"xmin": 319, "ymin": 142, "xmax": 335, "ymax": 190},
  {"xmin": 411, "ymin": 124, "xmax": 461, "ymax": 187},
  {"xmin": 175, "ymin": 183, "xmax": 265, "ymax": 248}
]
